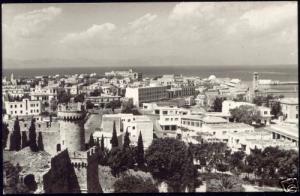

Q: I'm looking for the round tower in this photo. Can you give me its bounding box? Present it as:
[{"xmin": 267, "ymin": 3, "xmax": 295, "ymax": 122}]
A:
[{"xmin": 57, "ymin": 102, "xmax": 86, "ymax": 152}]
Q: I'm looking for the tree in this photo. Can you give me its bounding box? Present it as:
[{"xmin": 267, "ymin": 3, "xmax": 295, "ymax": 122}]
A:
[
  {"xmin": 108, "ymin": 147, "xmax": 134, "ymax": 177},
  {"xmin": 100, "ymin": 134, "xmax": 105, "ymax": 152},
  {"xmin": 136, "ymin": 131, "xmax": 145, "ymax": 168},
  {"xmin": 114, "ymin": 174, "xmax": 158, "ymax": 193},
  {"xmin": 57, "ymin": 90, "xmax": 71, "ymax": 104},
  {"xmin": 21, "ymin": 132, "xmax": 28, "ymax": 149},
  {"xmin": 28, "ymin": 118, "xmax": 38, "ymax": 152},
  {"xmin": 74, "ymin": 93, "xmax": 85, "ymax": 103},
  {"xmin": 145, "ymin": 138, "xmax": 196, "ymax": 192},
  {"xmin": 89, "ymin": 133, "xmax": 95, "ymax": 148},
  {"xmin": 229, "ymin": 151, "xmax": 245, "ymax": 175},
  {"xmin": 271, "ymin": 101, "xmax": 282, "ymax": 119},
  {"xmin": 121, "ymin": 99, "xmax": 134, "ymax": 113},
  {"xmin": 123, "ymin": 130, "xmax": 130, "ymax": 150},
  {"xmin": 86, "ymin": 100, "xmax": 94, "ymax": 110},
  {"xmin": 213, "ymin": 97, "xmax": 224, "ymax": 112},
  {"xmin": 110, "ymin": 121, "xmax": 119, "ymax": 148},
  {"xmin": 207, "ymin": 175, "xmax": 244, "ymax": 192},
  {"xmin": 13, "ymin": 117, "xmax": 21, "ymax": 151},
  {"xmin": 90, "ymin": 89, "xmax": 102, "ymax": 96},
  {"xmin": 9, "ymin": 133, "xmax": 15, "ymax": 151},
  {"xmin": 37, "ymin": 132, "xmax": 44, "ymax": 151},
  {"xmin": 106, "ymin": 100, "xmax": 121, "ymax": 112},
  {"xmin": 230, "ymin": 105, "xmax": 261, "ymax": 125},
  {"xmin": 2, "ymin": 123, "xmax": 9, "ymax": 150}
]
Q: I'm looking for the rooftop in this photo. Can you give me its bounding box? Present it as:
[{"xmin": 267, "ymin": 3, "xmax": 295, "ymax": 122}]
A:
[
  {"xmin": 279, "ymin": 98, "xmax": 298, "ymax": 105},
  {"xmin": 204, "ymin": 122, "xmax": 254, "ymax": 129}
]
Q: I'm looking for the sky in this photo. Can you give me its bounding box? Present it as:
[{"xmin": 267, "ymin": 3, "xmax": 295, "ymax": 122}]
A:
[{"xmin": 2, "ymin": 2, "xmax": 298, "ymax": 69}]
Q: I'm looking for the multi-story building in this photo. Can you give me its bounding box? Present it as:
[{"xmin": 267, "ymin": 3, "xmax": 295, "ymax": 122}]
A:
[
  {"xmin": 85, "ymin": 95, "xmax": 121, "ymax": 108},
  {"xmin": 105, "ymin": 69, "xmax": 142, "ymax": 81},
  {"xmin": 5, "ymin": 98, "xmax": 41, "ymax": 118},
  {"xmin": 280, "ymin": 98, "xmax": 298, "ymax": 122},
  {"xmin": 125, "ymin": 85, "xmax": 168, "ymax": 106},
  {"xmin": 95, "ymin": 113, "xmax": 153, "ymax": 149},
  {"xmin": 30, "ymin": 84, "xmax": 58, "ymax": 102},
  {"xmin": 166, "ymin": 86, "xmax": 196, "ymax": 99}
]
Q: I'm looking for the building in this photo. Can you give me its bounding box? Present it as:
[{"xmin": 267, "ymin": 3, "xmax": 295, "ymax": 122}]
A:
[
  {"xmin": 105, "ymin": 69, "xmax": 142, "ymax": 81},
  {"xmin": 95, "ymin": 113, "xmax": 153, "ymax": 149},
  {"xmin": 85, "ymin": 95, "xmax": 121, "ymax": 108},
  {"xmin": 5, "ymin": 98, "xmax": 41, "ymax": 118},
  {"xmin": 30, "ymin": 84, "xmax": 58, "ymax": 102},
  {"xmin": 280, "ymin": 98, "xmax": 298, "ymax": 122},
  {"xmin": 125, "ymin": 85, "xmax": 168, "ymax": 106},
  {"xmin": 166, "ymin": 86, "xmax": 196, "ymax": 99}
]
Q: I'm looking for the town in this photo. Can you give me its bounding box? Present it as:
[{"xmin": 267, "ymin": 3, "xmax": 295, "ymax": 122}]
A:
[{"xmin": 2, "ymin": 68, "xmax": 299, "ymax": 193}]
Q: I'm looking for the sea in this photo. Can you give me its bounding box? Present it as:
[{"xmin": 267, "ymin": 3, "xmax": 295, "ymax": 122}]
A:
[{"xmin": 2, "ymin": 65, "xmax": 298, "ymax": 83}]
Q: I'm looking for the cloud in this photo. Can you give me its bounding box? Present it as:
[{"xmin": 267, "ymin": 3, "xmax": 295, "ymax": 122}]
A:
[
  {"xmin": 227, "ymin": 2, "xmax": 297, "ymax": 37},
  {"xmin": 10, "ymin": 6, "xmax": 62, "ymax": 38},
  {"xmin": 129, "ymin": 13, "xmax": 157, "ymax": 29},
  {"xmin": 60, "ymin": 23, "xmax": 116, "ymax": 44}
]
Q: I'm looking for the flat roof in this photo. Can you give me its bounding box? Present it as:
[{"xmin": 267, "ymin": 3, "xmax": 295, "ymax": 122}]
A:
[
  {"xmin": 205, "ymin": 122, "xmax": 253, "ymax": 129},
  {"xmin": 265, "ymin": 124, "xmax": 298, "ymax": 139},
  {"xmin": 279, "ymin": 98, "xmax": 298, "ymax": 105}
]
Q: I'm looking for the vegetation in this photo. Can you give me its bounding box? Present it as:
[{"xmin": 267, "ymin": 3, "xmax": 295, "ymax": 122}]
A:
[
  {"xmin": 28, "ymin": 118, "xmax": 38, "ymax": 152},
  {"xmin": 88, "ymin": 133, "xmax": 95, "ymax": 148},
  {"xmin": 21, "ymin": 132, "xmax": 28, "ymax": 149},
  {"xmin": 90, "ymin": 89, "xmax": 103, "ymax": 96},
  {"xmin": 74, "ymin": 93, "xmax": 85, "ymax": 103},
  {"xmin": 2, "ymin": 123, "xmax": 9, "ymax": 150},
  {"xmin": 136, "ymin": 131, "xmax": 145, "ymax": 168},
  {"xmin": 212, "ymin": 97, "xmax": 225, "ymax": 112},
  {"xmin": 37, "ymin": 132, "xmax": 44, "ymax": 151},
  {"xmin": 3, "ymin": 162, "xmax": 31, "ymax": 194},
  {"xmin": 145, "ymin": 138, "xmax": 197, "ymax": 192},
  {"xmin": 10, "ymin": 117, "xmax": 22, "ymax": 151},
  {"xmin": 270, "ymin": 101, "xmax": 283, "ymax": 119},
  {"xmin": 207, "ymin": 174, "xmax": 244, "ymax": 192},
  {"xmin": 57, "ymin": 90, "xmax": 71, "ymax": 104},
  {"xmin": 110, "ymin": 121, "xmax": 119, "ymax": 148},
  {"xmin": 114, "ymin": 173, "xmax": 158, "ymax": 193},
  {"xmin": 86, "ymin": 100, "xmax": 94, "ymax": 109},
  {"xmin": 230, "ymin": 105, "xmax": 261, "ymax": 125}
]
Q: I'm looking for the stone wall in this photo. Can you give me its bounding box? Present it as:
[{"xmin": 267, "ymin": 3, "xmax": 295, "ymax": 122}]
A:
[{"xmin": 6, "ymin": 121, "xmax": 60, "ymax": 155}]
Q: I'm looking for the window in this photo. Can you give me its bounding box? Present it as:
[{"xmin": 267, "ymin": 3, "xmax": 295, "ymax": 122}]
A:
[
  {"xmin": 38, "ymin": 124, "xmax": 41, "ymax": 128},
  {"xmin": 15, "ymin": 111, "xmax": 17, "ymax": 114},
  {"xmin": 30, "ymin": 110, "xmax": 33, "ymax": 113},
  {"xmin": 132, "ymin": 126, "xmax": 135, "ymax": 130},
  {"xmin": 162, "ymin": 111, "xmax": 168, "ymax": 115},
  {"xmin": 36, "ymin": 110, "xmax": 39, "ymax": 113},
  {"xmin": 165, "ymin": 118, "xmax": 169, "ymax": 121},
  {"xmin": 20, "ymin": 104, "xmax": 22, "ymax": 108},
  {"xmin": 264, "ymin": 111, "xmax": 268, "ymax": 115},
  {"xmin": 175, "ymin": 118, "xmax": 178, "ymax": 121},
  {"xmin": 20, "ymin": 111, "xmax": 23, "ymax": 114},
  {"xmin": 10, "ymin": 105, "xmax": 13, "ymax": 108},
  {"xmin": 11, "ymin": 111, "xmax": 13, "ymax": 114},
  {"xmin": 15, "ymin": 105, "xmax": 17, "ymax": 108},
  {"xmin": 296, "ymin": 114, "xmax": 298, "ymax": 119},
  {"xmin": 223, "ymin": 131, "xmax": 227, "ymax": 135}
]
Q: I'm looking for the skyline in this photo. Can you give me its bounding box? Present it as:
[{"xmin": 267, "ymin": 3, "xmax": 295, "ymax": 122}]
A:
[{"xmin": 2, "ymin": 2, "xmax": 298, "ymax": 69}]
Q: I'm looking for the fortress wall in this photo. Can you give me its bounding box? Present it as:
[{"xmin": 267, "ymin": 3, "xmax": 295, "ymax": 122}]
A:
[
  {"xmin": 87, "ymin": 146, "xmax": 102, "ymax": 193},
  {"xmin": 6, "ymin": 121, "xmax": 60, "ymax": 155},
  {"xmin": 60, "ymin": 121, "xmax": 85, "ymax": 151}
]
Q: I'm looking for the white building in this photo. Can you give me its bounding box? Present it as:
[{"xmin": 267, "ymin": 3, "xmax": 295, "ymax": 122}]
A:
[
  {"xmin": 30, "ymin": 84, "xmax": 58, "ymax": 102},
  {"xmin": 96, "ymin": 113, "xmax": 153, "ymax": 149},
  {"xmin": 125, "ymin": 86, "xmax": 168, "ymax": 106},
  {"xmin": 280, "ymin": 98, "xmax": 298, "ymax": 122},
  {"xmin": 5, "ymin": 98, "xmax": 41, "ymax": 118}
]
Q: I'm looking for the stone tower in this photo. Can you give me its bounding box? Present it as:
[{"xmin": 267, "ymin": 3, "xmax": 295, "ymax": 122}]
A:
[
  {"xmin": 253, "ymin": 72, "xmax": 259, "ymax": 97},
  {"xmin": 57, "ymin": 102, "xmax": 86, "ymax": 152}
]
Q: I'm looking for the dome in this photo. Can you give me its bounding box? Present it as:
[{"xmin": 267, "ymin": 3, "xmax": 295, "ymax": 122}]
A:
[{"xmin": 208, "ymin": 75, "xmax": 216, "ymax": 80}]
